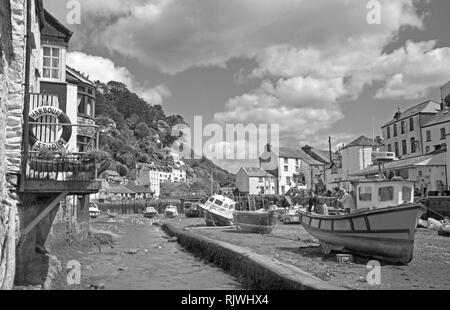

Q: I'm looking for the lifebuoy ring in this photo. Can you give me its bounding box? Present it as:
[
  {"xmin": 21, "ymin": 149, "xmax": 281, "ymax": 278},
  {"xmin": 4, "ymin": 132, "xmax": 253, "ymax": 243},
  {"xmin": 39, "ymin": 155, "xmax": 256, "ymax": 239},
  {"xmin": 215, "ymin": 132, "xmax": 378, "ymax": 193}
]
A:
[{"xmin": 28, "ymin": 106, "xmax": 72, "ymax": 150}]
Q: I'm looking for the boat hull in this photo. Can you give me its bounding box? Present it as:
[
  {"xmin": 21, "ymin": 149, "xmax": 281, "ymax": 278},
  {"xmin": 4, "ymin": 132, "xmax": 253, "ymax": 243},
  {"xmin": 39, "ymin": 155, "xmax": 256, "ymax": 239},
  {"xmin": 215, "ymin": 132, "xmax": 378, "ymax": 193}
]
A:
[
  {"xmin": 203, "ymin": 209, "xmax": 234, "ymax": 227},
  {"xmin": 234, "ymin": 211, "xmax": 276, "ymax": 234},
  {"xmin": 144, "ymin": 212, "xmax": 158, "ymax": 218},
  {"xmin": 298, "ymin": 204, "xmax": 423, "ymax": 264}
]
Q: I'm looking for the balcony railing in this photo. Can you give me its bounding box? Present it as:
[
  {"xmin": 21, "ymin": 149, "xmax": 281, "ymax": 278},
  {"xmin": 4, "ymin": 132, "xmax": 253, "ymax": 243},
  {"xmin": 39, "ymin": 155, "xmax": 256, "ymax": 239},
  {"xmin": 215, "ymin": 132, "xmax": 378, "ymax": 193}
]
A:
[{"xmin": 21, "ymin": 93, "xmax": 102, "ymax": 184}]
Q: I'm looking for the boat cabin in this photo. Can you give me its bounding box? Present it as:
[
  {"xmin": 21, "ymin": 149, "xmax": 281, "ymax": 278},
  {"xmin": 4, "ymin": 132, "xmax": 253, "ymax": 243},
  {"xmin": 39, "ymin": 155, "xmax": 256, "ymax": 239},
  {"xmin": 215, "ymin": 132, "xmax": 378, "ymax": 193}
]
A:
[
  {"xmin": 205, "ymin": 195, "xmax": 236, "ymax": 212},
  {"xmin": 354, "ymin": 179, "xmax": 415, "ymax": 210}
]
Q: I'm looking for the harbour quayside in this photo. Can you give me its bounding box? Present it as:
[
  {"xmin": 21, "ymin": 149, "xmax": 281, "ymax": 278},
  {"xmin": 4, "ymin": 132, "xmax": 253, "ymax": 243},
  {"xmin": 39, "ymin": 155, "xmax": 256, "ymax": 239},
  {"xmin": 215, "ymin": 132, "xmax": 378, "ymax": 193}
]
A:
[{"xmin": 298, "ymin": 152, "xmax": 425, "ymax": 264}]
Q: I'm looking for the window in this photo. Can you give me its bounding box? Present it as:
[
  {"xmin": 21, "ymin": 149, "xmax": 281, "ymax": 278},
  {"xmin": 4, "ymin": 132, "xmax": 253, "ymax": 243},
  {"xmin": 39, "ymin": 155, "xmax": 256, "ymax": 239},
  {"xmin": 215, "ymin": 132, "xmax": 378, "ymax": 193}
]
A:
[
  {"xmin": 284, "ymin": 158, "xmax": 288, "ymax": 164},
  {"xmin": 401, "ymin": 121, "xmax": 405, "ymax": 134},
  {"xmin": 284, "ymin": 165, "xmax": 289, "ymax": 172},
  {"xmin": 286, "ymin": 177, "xmax": 291, "ymax": 185},
  {"xmin": 441, "ymin": 128, "xmax": 446, "ymax": 140},
  {"xmin": 402, "ymin": 140, "xmax": 407, "ymax": 155},
  {"xmin": 387, "ymin": 127, "xmax": 391, "ymax": 139},
  {"xmin": 409, "ymin": 118, "xmax": 414, "ymax": 131},
  {"xmin": 43, "ymin": 46, "xmax": 61, "ymax": 79},
  {"xmin": 411, "ymin": 138, "xmax": 416, "ymax": 153},
  {"xmin": 359, "ymin": 187, "xmax": 372, "ymax": 202},
  {"xmin": 393, "ymin": 124, "xmax": 398, "ymax": 137},
  {"xmin": 215, "ymin": 200, "xmax": 224, "ymax": 206},
  {"xmin": 426, "ymin": 130, "xmax": 431, "ymax": 142},
  {"xmin": 387, "ymin": 144, "xmax": 392, "ymax": 152},
  {"xmin": 394, "ymin": 142, "xmax": 399, "ymax": 157},
  {"xmin": 77, "ymin": 86, "xmax": 95, "ymax": 117},
  {"xmin": 378, "ymin": 187, "xmax": 394, "ymax": 202},
  {"xmin": 402, "ymin": 186, "xmax": 412, "ymax": 203},
  {"xmin": 258, "ymin": 177, "xmax": 263, "ymax": 183}
]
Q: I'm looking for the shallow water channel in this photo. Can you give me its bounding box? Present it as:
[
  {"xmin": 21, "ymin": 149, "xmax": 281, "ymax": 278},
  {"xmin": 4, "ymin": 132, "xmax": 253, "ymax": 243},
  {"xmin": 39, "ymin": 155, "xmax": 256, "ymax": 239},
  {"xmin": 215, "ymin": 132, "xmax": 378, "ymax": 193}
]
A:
[{"xmin": 81, "ymin": 216, "xmax": 243, "ymax": 290}]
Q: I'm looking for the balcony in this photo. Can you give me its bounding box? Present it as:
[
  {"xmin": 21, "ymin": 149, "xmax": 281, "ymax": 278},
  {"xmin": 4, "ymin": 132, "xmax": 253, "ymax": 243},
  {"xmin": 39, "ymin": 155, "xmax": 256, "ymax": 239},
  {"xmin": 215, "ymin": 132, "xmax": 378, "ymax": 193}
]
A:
[{"xmin": 20, "ymin": 94, "xmax": 106, "ymax": 194}]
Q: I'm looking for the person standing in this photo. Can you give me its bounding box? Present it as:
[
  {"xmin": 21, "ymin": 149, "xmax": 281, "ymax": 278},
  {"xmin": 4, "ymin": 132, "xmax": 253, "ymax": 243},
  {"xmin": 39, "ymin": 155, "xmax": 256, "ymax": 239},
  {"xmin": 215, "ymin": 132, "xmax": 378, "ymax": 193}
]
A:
[{"xmin": 338, "ymin": 188, "xmax": 356, "ymax": 213}]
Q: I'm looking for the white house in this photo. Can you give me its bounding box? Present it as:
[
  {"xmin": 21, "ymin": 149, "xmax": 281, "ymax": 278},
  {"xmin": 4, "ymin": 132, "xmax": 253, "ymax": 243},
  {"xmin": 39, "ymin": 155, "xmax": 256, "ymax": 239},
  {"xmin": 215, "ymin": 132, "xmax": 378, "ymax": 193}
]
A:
[
  {"xmin": 259, "ymin": 144, "xmax": 324, "ymax": 194},
  {"xmin": 236, "ymin": 167, "xmax": 276, "ymax": 195},
  {"xmin": 326, "ymin": 136, "xmax": 380, "ymax": 191}
]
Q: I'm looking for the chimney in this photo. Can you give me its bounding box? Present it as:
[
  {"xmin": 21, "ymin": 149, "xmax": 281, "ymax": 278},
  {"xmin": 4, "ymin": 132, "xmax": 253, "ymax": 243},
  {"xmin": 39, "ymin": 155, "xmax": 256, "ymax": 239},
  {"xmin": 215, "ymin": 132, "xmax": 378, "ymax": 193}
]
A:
[{"xmin": 302, "ymin": 145, "xmax": 312, "ymax": 155}]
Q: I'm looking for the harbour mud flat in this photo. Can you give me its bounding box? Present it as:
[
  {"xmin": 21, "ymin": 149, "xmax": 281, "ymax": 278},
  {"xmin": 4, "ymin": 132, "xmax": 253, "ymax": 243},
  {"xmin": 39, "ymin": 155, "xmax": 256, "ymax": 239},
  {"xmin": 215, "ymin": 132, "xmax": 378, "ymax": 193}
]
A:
[
  {"xmin": 50, "ymin": 215, "xmax": 243, "ymax": 290},
  {"xmin": 165, "ymin": 218, "xmax": 450, "ymax": 290}
]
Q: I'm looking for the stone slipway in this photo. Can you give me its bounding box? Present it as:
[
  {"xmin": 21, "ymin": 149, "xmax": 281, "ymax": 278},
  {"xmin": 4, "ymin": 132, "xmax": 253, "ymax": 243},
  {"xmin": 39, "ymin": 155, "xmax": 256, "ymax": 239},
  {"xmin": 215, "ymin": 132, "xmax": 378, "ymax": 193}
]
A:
[{"xmin": 160, "ymin": 223, "xmax": 344, "ymax": 290}]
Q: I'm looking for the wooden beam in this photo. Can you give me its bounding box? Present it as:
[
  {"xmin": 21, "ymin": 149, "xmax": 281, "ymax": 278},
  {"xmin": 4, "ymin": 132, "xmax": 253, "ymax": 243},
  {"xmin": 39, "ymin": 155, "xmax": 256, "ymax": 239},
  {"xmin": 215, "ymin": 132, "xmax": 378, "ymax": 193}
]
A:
[
  {"xmin": 23, "ymin": 180, "xmax": 101, "ymax": 194},
  {"xmin": 21, "ymin": 191, "xmax": 68, "ymax": 237}
]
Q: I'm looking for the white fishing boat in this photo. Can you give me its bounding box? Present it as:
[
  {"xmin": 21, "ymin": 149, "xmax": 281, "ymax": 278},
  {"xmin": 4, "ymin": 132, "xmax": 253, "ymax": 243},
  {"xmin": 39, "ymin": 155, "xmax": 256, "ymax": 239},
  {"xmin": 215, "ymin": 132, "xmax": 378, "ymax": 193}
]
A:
[
  {"xmin": 201, "ymin": 195, "xmax": 236, "ymax": 226},
  {"xmin": 299, "ymin": 153, "xmax": 425, "ymax": 264}
]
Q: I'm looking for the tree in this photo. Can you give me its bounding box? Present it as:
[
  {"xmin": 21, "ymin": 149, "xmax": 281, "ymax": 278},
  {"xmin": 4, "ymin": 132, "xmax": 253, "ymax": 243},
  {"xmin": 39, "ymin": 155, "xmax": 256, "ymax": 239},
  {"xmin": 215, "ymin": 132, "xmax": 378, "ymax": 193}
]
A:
[{"xmin": 135, "ymin": 122, "xmax": 150, "ymax": 139}]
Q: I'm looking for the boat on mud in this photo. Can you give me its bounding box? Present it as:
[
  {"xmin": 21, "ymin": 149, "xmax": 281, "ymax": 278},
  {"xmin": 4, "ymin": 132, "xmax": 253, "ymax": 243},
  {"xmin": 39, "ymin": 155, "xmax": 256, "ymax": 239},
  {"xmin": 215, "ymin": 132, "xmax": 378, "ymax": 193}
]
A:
[
  {"xmin": 299, "ymin": 178, "xmax": 424, "ymax": 264},
  {"xmin": 144, "ymin": 207, "xmax": 159, "ymax": 218},
  {"xmin": 234, "ymin": 210, "xmax": 276, "ymax": 234},
  {"xmin": 201, "ymin": 195, "xmax": 236, "ymax": 226},
  {"xmin": 184, "ymin": 202, "xmax": 203, "ymax": 218},
  {"xmin": 165, "ymin": 205, "xmax": 179, "ymax": 218}
]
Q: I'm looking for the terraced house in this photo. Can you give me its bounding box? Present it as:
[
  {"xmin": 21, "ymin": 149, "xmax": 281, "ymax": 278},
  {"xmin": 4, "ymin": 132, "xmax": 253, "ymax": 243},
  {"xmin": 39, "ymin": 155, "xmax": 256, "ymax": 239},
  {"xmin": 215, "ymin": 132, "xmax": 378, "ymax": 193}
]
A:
[{"xmin": 0, "ymin": 0, "xmax": 102, "ymax": 288}]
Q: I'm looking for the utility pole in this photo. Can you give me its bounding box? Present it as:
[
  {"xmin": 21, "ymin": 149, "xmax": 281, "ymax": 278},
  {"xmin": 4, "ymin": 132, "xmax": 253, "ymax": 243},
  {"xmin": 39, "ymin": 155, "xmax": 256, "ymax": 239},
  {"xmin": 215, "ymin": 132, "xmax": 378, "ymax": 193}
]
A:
[
  {"xmin": 328, "ymin": 136, "xmax": 332, "ymax": 164},
  {"xmin": 210, "ymin": 167, "xmax": 214, "ymax": 195}
]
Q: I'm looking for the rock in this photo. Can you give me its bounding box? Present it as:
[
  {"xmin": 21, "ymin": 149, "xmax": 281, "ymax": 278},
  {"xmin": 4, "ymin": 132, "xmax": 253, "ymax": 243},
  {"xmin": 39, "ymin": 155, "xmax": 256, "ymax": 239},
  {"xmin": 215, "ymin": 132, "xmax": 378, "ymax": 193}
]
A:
[
  {"xmin": 167, "ymin": 237, "xmax": 178, "ymax": 243},
  {"xmin": 125, "ymin": 248, "xmax": 140, "ymax": 255}
]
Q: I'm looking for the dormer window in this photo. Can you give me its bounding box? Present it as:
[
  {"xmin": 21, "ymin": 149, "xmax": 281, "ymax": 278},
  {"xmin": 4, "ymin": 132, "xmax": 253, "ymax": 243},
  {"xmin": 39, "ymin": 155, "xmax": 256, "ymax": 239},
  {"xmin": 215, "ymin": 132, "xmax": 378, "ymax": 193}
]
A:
[{"xmin": 43, "ymin": 46, "xmax": 61, "ymax": 80}]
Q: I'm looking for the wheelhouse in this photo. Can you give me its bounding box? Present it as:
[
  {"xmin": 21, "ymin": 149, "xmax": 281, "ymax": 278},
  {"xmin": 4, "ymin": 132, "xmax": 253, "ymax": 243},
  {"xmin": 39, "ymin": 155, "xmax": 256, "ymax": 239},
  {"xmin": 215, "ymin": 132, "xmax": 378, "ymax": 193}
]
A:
[
  {"xmin": 205, "ymin": 195, "xmax": 236, "ymax": 212},
  {"xmin": 355, "ymin": 180, "xmax": 415, "ymax": 210}
]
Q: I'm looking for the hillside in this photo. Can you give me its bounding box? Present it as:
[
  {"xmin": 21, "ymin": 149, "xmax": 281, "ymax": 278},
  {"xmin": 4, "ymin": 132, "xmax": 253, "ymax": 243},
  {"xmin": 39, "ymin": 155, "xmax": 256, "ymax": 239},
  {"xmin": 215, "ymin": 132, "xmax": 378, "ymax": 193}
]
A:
[{"xmin": 94, "ymin": 81, "xmax": 235, "ymax": 193}]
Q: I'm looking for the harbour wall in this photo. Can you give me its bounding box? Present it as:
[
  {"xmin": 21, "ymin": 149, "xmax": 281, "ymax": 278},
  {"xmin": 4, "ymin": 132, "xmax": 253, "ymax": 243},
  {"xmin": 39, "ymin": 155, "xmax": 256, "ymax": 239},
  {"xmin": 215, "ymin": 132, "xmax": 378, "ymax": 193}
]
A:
[{"xmin": 161, "ymin": 223, "xmax": 342, "ymax": 290}]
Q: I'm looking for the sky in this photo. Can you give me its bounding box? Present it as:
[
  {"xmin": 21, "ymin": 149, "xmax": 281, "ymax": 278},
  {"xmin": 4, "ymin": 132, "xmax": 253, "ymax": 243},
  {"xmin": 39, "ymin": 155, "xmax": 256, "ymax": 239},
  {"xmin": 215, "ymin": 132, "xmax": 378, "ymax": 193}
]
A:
[{"xmin": 44, "ymin": 0, "xmax": 450, "ymax": 173}]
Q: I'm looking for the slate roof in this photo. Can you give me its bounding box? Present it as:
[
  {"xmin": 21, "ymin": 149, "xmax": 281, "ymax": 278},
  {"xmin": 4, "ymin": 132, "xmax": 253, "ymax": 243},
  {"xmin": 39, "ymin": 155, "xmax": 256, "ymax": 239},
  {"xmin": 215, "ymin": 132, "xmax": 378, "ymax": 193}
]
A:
[
  {"xmin": 242, "ymin": 167, "xmax": 272, "ymax": 178},
  {"xmin": 382, "ymin": 101, "xmax": 440, "ymax": 127},
  {"xmin": 351, "ymin": 152, "xmax": 446, "ymax": 176},
  {"xmin": 109, "ymin": 186, "xmax": 135, "ymax": 195},
  {"xmin": 278, "ymin": 147, "xmax": 323, "ymax": 166},
  {"xmin": 125, "ymin": 184, "xmax": 153, "ymax": 194},
  {"xmin": 422, "ymin": 108, "xmax": 450, "ymax": 128},
  {"xmin": 341, "ymin": 136, "xmax": 376, "ymax": 150}
]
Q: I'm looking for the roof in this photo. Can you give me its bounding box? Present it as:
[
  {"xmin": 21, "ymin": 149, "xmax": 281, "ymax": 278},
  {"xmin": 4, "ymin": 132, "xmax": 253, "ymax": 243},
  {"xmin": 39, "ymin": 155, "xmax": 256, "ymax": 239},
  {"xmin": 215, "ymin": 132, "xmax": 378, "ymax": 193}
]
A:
[
  {"xmin": 104, "ymin": 170, "xmax": 120, "ymax": 177},
  {"xmin": 241, "ymin": 167, "xmax": 272, "ymax": 178},
  {"xmin": 422, "ymin": 108, "xmax": 450, "ymax": 128},
  {"xmin": 342, "ymin": 136, "xmax": 376, "ymax": 150},
  {"xmin": 41, "ymin": 10, "xmax": 73, "ymax": 46},
  {"xmin": 278, "ymin": 147, "xmax": 323, "ymax": 166},
  {"xmin": 382, "ymin": 101, "xmax": 440, "ymax": 128},
  {"xmin": 109, "ymin": 186, "xmax": 135, "ymax": 195},
  {"xmin": 66, "ymin": 66, "xmax": 95, "ymax": 86},
  {"xmin": 302, "ymin": 146, "xmax": 336, "ymax": 164},
  {"xmin": 351, "ymin": 153, "xmax": 446, "ymax": 177},
  {"xmin": 125, "ymin": 184, "xmax": 153, "ymax": 194}
]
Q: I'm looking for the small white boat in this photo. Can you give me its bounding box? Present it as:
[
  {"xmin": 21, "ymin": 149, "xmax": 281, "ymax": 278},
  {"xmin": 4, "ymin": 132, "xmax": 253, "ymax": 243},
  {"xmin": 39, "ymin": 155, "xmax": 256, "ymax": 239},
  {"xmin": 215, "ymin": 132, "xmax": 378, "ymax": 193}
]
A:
[
  {"xmin": 201, "ymin": 195, "xmax": 236, "ymax": 226},
  {"xmin": 165, "ymin": 205, "xmax": 179, "ymax": 218},
  {"xmin": 299, "ymin": 179, "xmax": 424, "ymax": 264},
  {"xmin": 144, "ymin": 207, "xmax": 159, "ymax": 218}
]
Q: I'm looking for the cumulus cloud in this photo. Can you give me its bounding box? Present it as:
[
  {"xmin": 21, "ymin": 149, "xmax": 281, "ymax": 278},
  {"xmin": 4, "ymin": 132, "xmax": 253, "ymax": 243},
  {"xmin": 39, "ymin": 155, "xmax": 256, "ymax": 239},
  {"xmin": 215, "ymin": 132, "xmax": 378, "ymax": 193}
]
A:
[
  {"xmin": 66, "ymin": 52, "xmax": 171, "ymax": 105},
  {"xmin": 64, "ymin": 0, "xmax": 450, "ymax": 155},
  {"xmin": 71, "ymin": 0, "xmax": 423, "ymax": 74}
]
